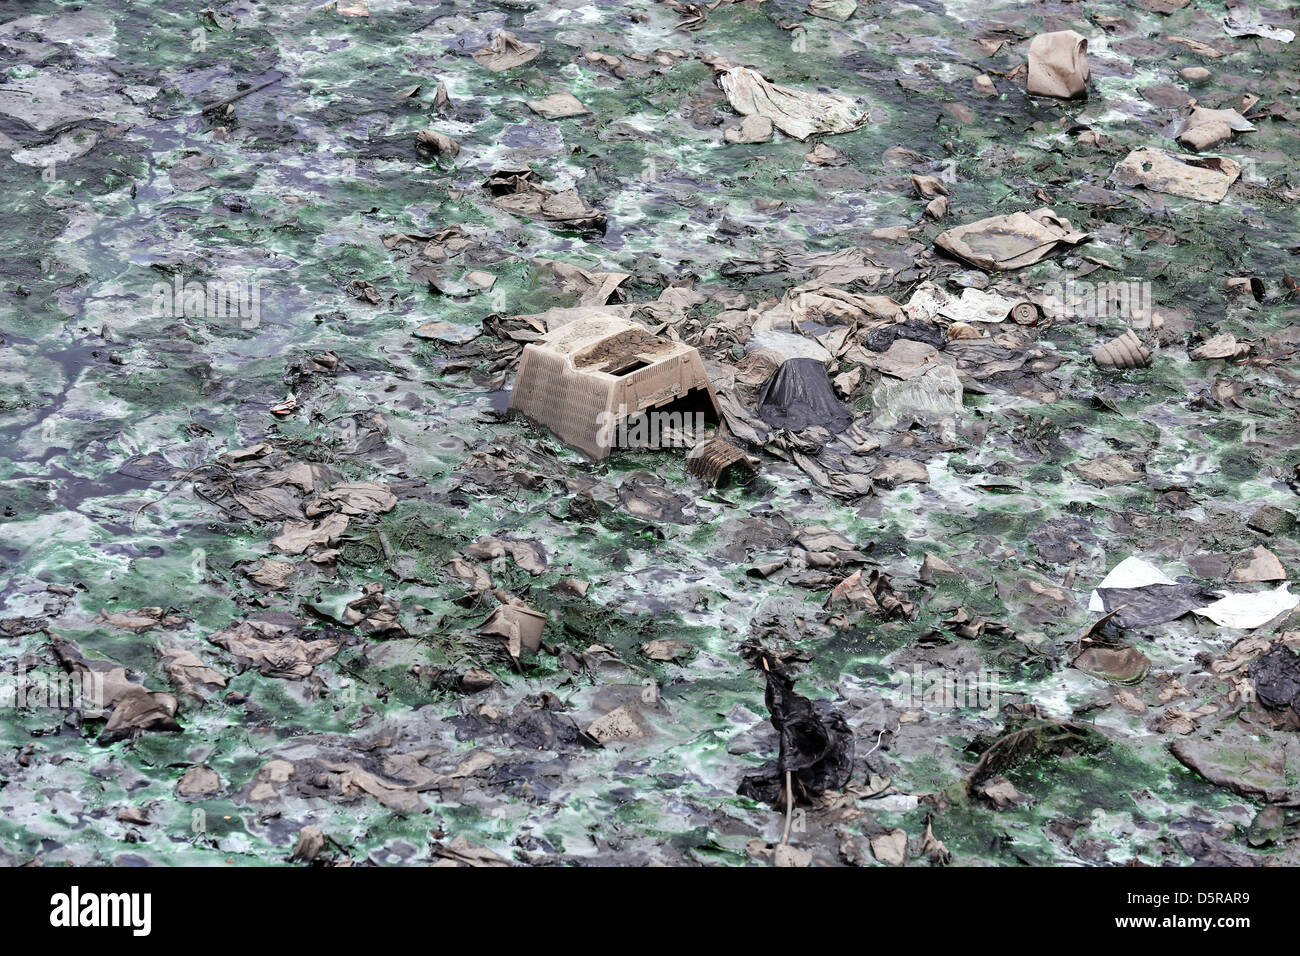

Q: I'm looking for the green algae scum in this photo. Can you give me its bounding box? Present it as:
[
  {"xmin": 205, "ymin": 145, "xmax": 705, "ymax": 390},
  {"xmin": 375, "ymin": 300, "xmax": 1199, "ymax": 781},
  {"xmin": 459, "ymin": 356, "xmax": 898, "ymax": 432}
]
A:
[{"xmin": 0, "ymin": 0, "xmax": 1298, "ymax": 869}]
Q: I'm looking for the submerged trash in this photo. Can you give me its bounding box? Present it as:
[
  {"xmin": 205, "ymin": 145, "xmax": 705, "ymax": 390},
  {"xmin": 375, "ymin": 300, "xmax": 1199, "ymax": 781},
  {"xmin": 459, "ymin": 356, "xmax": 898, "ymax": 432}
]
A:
[
  {"xmin": 905, "ymin": 281, "xmax": 1035, "ymax": 325},
  {"xmin": 1249, "ymin": 644, "xmax": 1300, "ymax": 712},
  {"xmin": 1192, "ymin": 584, "xmax": 1300, "ymax": 629},
  {"xmin": 756, "ymin": 358, "xmax": 851, "ymax": 433},
  {"xmin": 1092, "ymin": 329, "xmax": 1152, "ymax": 369},
  {"xmin": 1110, "ymin": 148, "xmax": 1241, "ymax": 203},
  {"xmin": 526, "ymin": 92, "xmax": 590, "ymax": 119},
  {"xmin": 736, "ymin": 643, "xmax": 854, "ymax": 806},
  {"xmin": 934, "ymin": 208, "xmax": 1090, "ymax": 271},
  {"xmin": 686, "ymin": 438, "xmax": 757, "ymax": 486},
  {"xmin": 870, "ymin": 364, "xmax": 963, "ymax": 429},
  {"xmin": 716, "ymin": 66, "xmax": 868, "ymax": 141},
  {"xmin": 509, "ymin": 314, "xmax": 720, "ymax": 459},
  {"xmin": 482, "ymin": 168, "xmax": 606, "ymax": 234},
  {"xmin": 1027, "ymin": 30, "xmax": 1090, "ymax": 99},
  {"xmin": 1176, "ymin": 107, "xmax": 1255, "ymax": 152},
  {"xmin": 478, "ymin": 603, "xmax": 548, "ymax": 663},
  {"xmin": 1222, "ymin": 12, "xmax": 1295, "ymax": 43},
  {"xmin": 473, "ymin": 31, "xmax": 541, "ymax": 72}
]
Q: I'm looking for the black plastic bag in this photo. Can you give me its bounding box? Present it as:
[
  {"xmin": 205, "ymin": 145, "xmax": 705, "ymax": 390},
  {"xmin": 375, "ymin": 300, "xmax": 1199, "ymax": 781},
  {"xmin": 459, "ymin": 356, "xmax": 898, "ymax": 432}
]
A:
[
  {"xmin": 756, "ymin": 357, "xmax": 851, "ymax": 433},
  {"xmin": 1250, "ymin": 643, "xmax": 1300, "ymax": 712},
  {"xmin": 737, "ymin": 643, "xmax": 854, "ymax": 806},
  {"xmin": 864, "ymin": 319, "xmax": 945, "ymax": 352},
  {"xmin": 1095, "ymin": 580, "xmax": 1214, "ymax": 628}
]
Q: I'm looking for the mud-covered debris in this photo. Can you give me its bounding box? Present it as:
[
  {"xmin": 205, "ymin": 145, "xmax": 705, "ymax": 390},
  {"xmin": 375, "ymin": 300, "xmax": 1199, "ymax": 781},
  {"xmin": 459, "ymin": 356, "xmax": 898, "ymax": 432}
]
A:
[
  {"xmin": 920, "ymin": 553, "xmax": 960, "ymax": 584},
  {"xmin": 724, "ymin": 113, "xmax": 774, "ymax": 144},
  {"xmin": 870, "ymin": 829, "xmax": 907, "ymax": 866},
  {"xmin": 968, "ymin": 714, "xmax": 1103, "ymax": 786},
  {"xmin": 1170, "ymin": 728, "xmax": 1300, "ymax": 801},
  {"xmin": 473, "ymin": 31, "xmax": 541, "ymax": 72},
  {"xmin": 465, "ymin": 536, "xmax": 548, "ymax": 574},
  {"xmin": 1248, "ymin": 505, "xmax": 1297, "ymax": 536},
  {"xmin": 290, "ymin": 826, "xmax": 327, "ymax": 863},
  {"xmin": 342, "ymin": 583, "xmax": 407, "ymax": 638},
  {"xmin": 1177, "ymin": 107, "xmax": 1255, "ymax": 151},
  {"xmin": 161, "ymin": 648, "xmax": 227, "ymax": 699},
  {"xmin": 716, "ymin": 66, "xmax": 867, "ymax": 141},
  {"xmin": 808, "ymin": 0, "xmax": 857, "ymax": 21},
  {"xmin": 584, "ymin": 704, "xmax": 645, "ymax": 745},
  {"xmin": 773, "ymin": 843, "xmax": 812, "ymax": 867},
  {"xmin": 272, "ymin": 513, "xmax": 350, "ymax": 555},
  {"xmin": 535, "ymin": 258, "xmax": 630, "ymax": 306},
  {"xmin": 805, "ymin": 142, "xmax": 848, "ymax": 166},
  {"xmin": 640, "ymin": 638, "xmax": 694, "ymax": 662},
  {"xmin": 176, "ymin": 765, "xmax": 221, "ymax": 799},
  {"xmin": 921, "ymin": 816, "xmax": 951, "ymax": 865},
  {"xmin": 1072, "ymin": 644, "xmax": 1151, "ymax": 684},
  {"xmin": 432, "ymin": 836, "xmax": 511, "ymax": 867},
  {"xmin": 934, "ymin": 208, "xmax": 1090, "ymax": 271},
  {"xmin": 482, "ymin": 168, "xmax": 606, "ymax": 235},
  {"xmin": 1111, "ymin": 148, "xmax": 1241, "ymax": 203},
  {"xmin": 975, "ymin": 775, "xmax": 1030, "ymax": 809},
  {"xmin": 736, "ymin": 643, "xmax": 854, "ymax": 806},
  {"xmin": 1231, "ymin": 547, "xmax": 1287, "ymax": 583},
  {"xmin": 526, "ymin": 92, "xmax": 589, "ymax": 119},
  {"xmin": 827, "ymin": 569, "xmax": 917, "ymax": 619},
  {"xmin": 52, "ymin": 636, "xmax": 182, "ymax": 744},
  {"xmin": 1071, "ymin": 454, "xmax": 1142, "ymax": 487},
  {"xmin": 1027, "ymin": 30, "xmax": 1090, "ymax": 99},
  {"xmin": 309, "ymin": 481, "xmax": 397, "ymax": 516},
  {"xmin": 415, "ymin": 129, "xmax": 459, "ymax": 158},
  {"xmin": 95, "ymin": 607, "xmax": 186, "ymax": 633},
  {"xmin": 555, "ymin": 577, "xmax": 589, "ymax": 598},
  {"xmin": 1249, "ymin": 643, "xmax": 1300, "ymax": 712},
  {"xmin": 686, "ymin": 438, "xmax": 757, "ymax": 486},
  {"xmin": 582, "ymin": 51, "xmax": 625, "ymax": 77},
  {"xmin": 1092, "ymin": 329, "xmax": 1152, "ymax": 368},
  {"xmin": 246, "ymin": 558, "xmax": 296, "ymax": 589},
  {"xmin": 478, "ymin": 603, "xmax": 547, "ymax": 662},
  {"xmin": 208, "ymin": 617, "xmax": 354, "ymax": 679},
  {"xmin": 1247, "ymin": 806, "xmax": 1286, "ymax": 848},
  {"xmin": 414, "ymin": 319, "xmax": 481, "ymax": 344},
  {"xmin": 1189, "ymin": 333, "xmax": 1250, "ymax": 361}
]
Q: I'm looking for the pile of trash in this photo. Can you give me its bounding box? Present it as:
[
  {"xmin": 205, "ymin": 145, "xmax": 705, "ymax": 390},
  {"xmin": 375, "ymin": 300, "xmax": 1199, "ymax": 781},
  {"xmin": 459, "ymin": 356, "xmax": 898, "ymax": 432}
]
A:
[{"xmin": 0, "ymin": 0, "xmax": 1297, "ymax": 869}]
